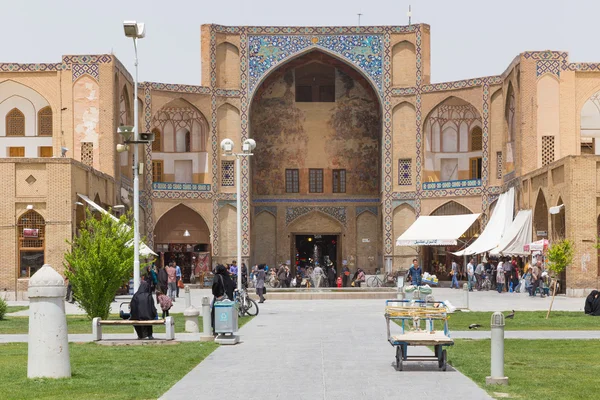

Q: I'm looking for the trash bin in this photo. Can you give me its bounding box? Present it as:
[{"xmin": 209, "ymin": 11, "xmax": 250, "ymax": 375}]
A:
[{"xmin": 214, "ymin": 300, "xmax": 239, "ymax": 333}]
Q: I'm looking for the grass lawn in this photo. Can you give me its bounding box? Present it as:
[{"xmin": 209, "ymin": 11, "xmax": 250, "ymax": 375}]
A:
[
  {"xmin": 447, "ymin": 311, "xmax": 600, "ymax": 331},
  {"xmin": 393, "ymin": 311, "xmax": 600, "ymax": 331},
  {"xmin": 5, "ymin": 306, "xmax": 29, "ymax": 314},
  {"xmin": 0, "ymin": 314, "xmax": 254, "ymax": 335},
  {"xmin": 1, "ymin": 341, "xmax": 218, "ymax": 400},
  {"xmin": 448, "ymin": 339, "xmax": 600, "ymax": 400}
]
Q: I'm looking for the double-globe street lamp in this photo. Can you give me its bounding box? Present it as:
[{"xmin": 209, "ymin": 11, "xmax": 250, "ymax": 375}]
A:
[{"xmin": 221, "ymin": 138, "xmax": 256, "ymax": 291}]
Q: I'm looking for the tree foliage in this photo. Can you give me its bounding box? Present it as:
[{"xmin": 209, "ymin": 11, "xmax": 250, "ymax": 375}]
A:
[
  {"xmin": 64, "ymin": 209, "xmax": 137, "ymax": 319},
  {"xmin": 547, "ymin": 239, "xmax": 574, "ymax": 276}
]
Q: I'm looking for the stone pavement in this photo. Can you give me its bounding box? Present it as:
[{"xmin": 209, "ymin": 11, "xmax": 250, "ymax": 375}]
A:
[{"xmin": 161, "ymin": 300, "xmax": 493, "ymax": 400}]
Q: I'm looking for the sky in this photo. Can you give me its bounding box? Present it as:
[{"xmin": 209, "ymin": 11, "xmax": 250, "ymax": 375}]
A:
[{"xmin": 2, "ymin": 0, "xmax": 598, "ymax": 85}]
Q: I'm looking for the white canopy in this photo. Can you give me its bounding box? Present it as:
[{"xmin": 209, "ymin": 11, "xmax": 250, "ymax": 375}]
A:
[
  {"xmin": 395, "ymin": 213, "xmax": 481, "ymax": 246},
  {"xmin": 77, "ymin": 194, "xmax": 158, "ymax": 257},
  {"xmin": 489, "ymin": 210, "xmax": 532, "ymax": 256},
  {"xmin": 453, "ymin": 188, "xmax": 514, "ymax": 256}
]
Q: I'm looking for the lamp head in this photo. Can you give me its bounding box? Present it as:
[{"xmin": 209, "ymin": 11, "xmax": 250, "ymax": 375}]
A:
[
  {"xmin": 123, "ymin": 21, "xmax": 145, "ymax": 38},
  {"xmin": 242, "ymin": 138, "xmax": 256, "ymax": 154},
  {"xmin": 61, "ymin": 147, "xmax": 68, "ymax": 157},
  {"xmin": 117, "ymin": 125, "xmax": 134, "ymax": 142},
  {"xmin": 220, "ymin": 138, "xmax": 234, "ymax": 156},
  {"xmin": 116, "ymin": 144, "xmax": 130, "ymax": 153}
]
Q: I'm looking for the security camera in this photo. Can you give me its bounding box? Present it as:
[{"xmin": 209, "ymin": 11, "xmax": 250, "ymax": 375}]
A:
[{"xmin": 220, "ymin": 138, "xmax": 234, "ymax": 155}]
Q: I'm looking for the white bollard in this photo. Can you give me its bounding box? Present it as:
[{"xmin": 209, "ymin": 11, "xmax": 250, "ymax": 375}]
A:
[
  {"xmin": 199, "ymin": 296, "xmax": 214, "ymax": 342},
  {"xmin": 184, "ymin": 306, "xmax": 200, "ymax": 333},
  {"xmin": 463, "ymin": 283, "xmax": 469, "ymax": 309},
  {"xmin": 27, "ymin": 264, "xmax": 71, "ymax": 378},
  {"xmin": 92, "ymin": 317, "xmax": 102, "ymax": 341},
  {"xmin": 184, "ymin": 286, "xmax": 191, "ymax": 309},
  {"xmin": 165, "ymin": 316, "xmax": 175, "ymax": 340},
  {"xmin": 486, "ymin": 312, "xmax": 509, "ymax": 385}
]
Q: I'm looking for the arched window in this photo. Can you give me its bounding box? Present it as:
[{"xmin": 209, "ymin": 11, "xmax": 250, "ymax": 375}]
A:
[
  {"xmin": 38, "ymin": 107, "xmax": 52, "ymax": 136},
  {"xmin": 470, "ymin": 126, "xmax": 482, "ymax": 151},
  {"xmin": 151, "ymin": 128, "xmax": 161, "ymax": 152},
  {"xmin": 6, "ymin": 108, "xmax": 25, "ymax": 136},
  {"xmin": 17, "ymin": 210, "xmax": 45, "ymax": 278},
  {"xmin": 175, "ymin": 129, "xmax": 190, "ymax": 153}
]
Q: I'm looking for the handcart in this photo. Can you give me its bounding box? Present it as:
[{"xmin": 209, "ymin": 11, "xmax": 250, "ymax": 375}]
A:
[{"xmin": 384, "ymin": 299, "xmax": 453, "ymax": 371}]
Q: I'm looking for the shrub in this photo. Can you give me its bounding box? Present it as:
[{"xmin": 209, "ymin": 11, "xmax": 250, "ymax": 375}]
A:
[
  {"xmin": 0, "ymin": 297, "xmax": 7, "ymax": 321},
  {"xmin": 64, "ymin": 209, "xmax": 139, "ymax": 320}
]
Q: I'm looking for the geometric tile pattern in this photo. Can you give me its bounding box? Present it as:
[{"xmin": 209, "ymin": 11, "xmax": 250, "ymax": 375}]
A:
[
  {"xmin": 81, "ymin": 142, "xmax": 93, "ymax": 167},
  {"xmin": 381, "ymin": 31, "xmax": 393, "ymax": 255},
  {"xmin": 398, "ymin": 159, "xmax": 412, "ymax": 185},
  {"xmin": 536, "ymin": 60, "xmax": 561, "ymax": 77},
  {"xmin": 152, "ymin": 182, "xmax": 211, "ymax": 191},
  {"xmin": 286, "ymin": 206, "xmax": 347, "ymax": 226},
  {"xmin": 240, "ymin": 30, "xmax": 251, "ymax": 258},
  {"xmin": 248, "ymin": 34, "xmax": 383, "ymax": 94},
  {"xmin": 356, "ymin": 206, "xmax": 378, "ymax": 217},
  {"xmin": 253, "ymin": 198, "xmax": 379, "ymax": 203},
  {"xmin": 72, "ymin": 63, "xmax": 99, "ymax": 81},
  {"xmin": 496, "ymin": 152, "xmax": 503, "ymax": 179},
  {"xmin": 221, "ymin": 160, "xmax": 235, "ymax": 186},
  {"xmin": 422, "ymin": 179, "xmax": 482, "ymax": 191}
]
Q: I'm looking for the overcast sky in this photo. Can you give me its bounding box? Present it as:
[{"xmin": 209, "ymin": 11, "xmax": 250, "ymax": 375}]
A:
[{"xmin": 2, "ymin": 0, "xmax": 598, "ymax": 85}]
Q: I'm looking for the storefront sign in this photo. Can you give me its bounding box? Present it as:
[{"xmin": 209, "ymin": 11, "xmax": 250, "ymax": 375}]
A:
[
  {"xmin": 23, "ymin": 228, "xmax": 39, "ymax": 238},
  {"xmin": 536, "ymin": 231, "xmax": 547, "ymax": 237},
  {"xmin": 362, "ymin": 238, "xmax": 370, "ymax": 243}
]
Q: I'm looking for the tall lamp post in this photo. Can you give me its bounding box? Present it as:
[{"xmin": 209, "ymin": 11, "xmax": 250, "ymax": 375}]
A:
[
  {"xmin": 122, "ymin": 21, "xmax": 145, "ymax": 293},
  {"xmin": 221, "ymin": 138, "xmax": 256, "ymax": 291}
]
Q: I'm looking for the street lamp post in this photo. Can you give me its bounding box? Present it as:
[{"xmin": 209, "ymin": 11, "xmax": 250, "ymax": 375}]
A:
[
  {"xmin": 221, "ymin": 138, "xmax": 256, "ymax": 291},
  {"xmin": 123, "ymin": 21, "xmax": 145, "ymax": 293}
]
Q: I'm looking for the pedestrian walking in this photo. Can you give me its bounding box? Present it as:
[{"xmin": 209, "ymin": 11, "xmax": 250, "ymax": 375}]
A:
[
  {"xmin": 496, "ymin": 262, "xmax": 505, "ymax": 293},
  {"xmin": 313, "ymin": 263, "xmax": 324, "ymax": 287},
  {"xmin": 157, "ymin": 265, "xmax": 168, "ymax": 303},
  {"xmin": 406, "ymin": 259, "xmax": 422, "ymax": 286},
  {"xmin": 503, "ymin": 257, "xmax": 512, "ymax": 292},
  {"xmin": 256, "ymin": 264, "xmax": 266, "ymax": 303},
  {"xmin": 166, "ymin": 262, "xmax": 177, "ymax": 301},
  {"xmin": 451, "ymin": 260, "xmax": 460, "ymax": 289},
  {"xmin": 130, "ymin": 281, "xmax": 158, "ymax": 340},
  {"xmin": 175, "ymin": 263, "xmax": 182, "ymax": 298},
  {"xmin": 156, "ymin": 289, "xmax": 172, "ymax": 319},
  {"xmin": 277, "ymin": 264, "xmax": 288, "ymax": 288},
  {"xmin": 467, "ymin": 258, "xmax": 475, "ymax": 291},
  {"xmin": 475, "ymin": 261, "xmax": 484, "ymax": 290},
  {"xmin": 342, "ymin": 264, "xmax": 350, "ymax": 287},
  {"xmin": 327, "ymin": 263, "xmax": 336, "ymax": 287}
]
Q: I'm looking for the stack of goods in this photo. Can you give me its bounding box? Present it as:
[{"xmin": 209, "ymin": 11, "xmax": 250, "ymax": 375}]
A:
[{"xmin": 422, "ymin": 272, "xmax": 439, "ymax": 286}]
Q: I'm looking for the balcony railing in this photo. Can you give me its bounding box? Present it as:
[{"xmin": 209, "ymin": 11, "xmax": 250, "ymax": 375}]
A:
[
  {"xmin": 152, "ymin": 182, "xmax": 211, "ymax": 192},
  {"xmin": 422, "ymin": 178, "xmax": 482, "ymax": 191}
]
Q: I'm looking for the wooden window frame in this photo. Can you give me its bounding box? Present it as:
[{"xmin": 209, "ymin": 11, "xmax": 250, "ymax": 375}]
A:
[
  {"xmin": 151, "ymin": 128, "xmax": 162, "ymax": 152},
  {"xmin": 285, "ymin": 169, "xmax": 299, "ymax": 193},
  {"xmin": 469, "ymin": 157, "xmax": 482, "ymax": 180},
  {"xmin": 152, "ymin": 160, "xmax": 164, "ymax": 183},
  {"xmin": 38, "ymin": 106, "xmax": 53, "ymax": 136},
  {"xmin": 6, "ymin": 108, "xmax": 25, "ymax": 136},
  {"xmin": 17, "ymin": 210, "xmax": 45, "ymax": 278},
  {"xmin": 332, "ymin": 169, "xmax": 346, "ymax": 193},
  {"xmin": 39, "ymin": 146, "xmax": 53, "ymax": 158},
  {"xmin": 309, "ymin": 169, "xmax": 324, "ymax": 193},
  {"xmin": 9, "ymin": 147, "xmax": 25, "ymax": 157}
]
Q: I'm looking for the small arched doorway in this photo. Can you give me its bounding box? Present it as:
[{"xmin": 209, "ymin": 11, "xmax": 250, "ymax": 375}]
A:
[
  {"xmin": 17, "ymin": 210, "xmax": 46, "ymax": 278},
  {"xmin": 533, "ymin": 190, "xmax": 549, "ymax": 241},
  {"xmin": 154, "ymin": 205, "xmax": 211, "ymax": 282}
]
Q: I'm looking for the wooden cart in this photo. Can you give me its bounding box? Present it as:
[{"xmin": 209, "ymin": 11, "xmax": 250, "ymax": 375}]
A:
[{"xmin": 385, "ymin": 299, "xmax": 454, "ymax": 371}]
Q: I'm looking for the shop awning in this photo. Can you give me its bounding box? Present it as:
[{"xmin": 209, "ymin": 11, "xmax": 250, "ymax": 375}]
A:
[
  {"xmin": 489, "ymin": 210, "xmax": 532, "ymax": 256},
  {"xmin": 77, "ymin": 194, "xmax": 158, "ymax": 257},
  {"xmin": 395, "ymin": 213, "xmax": 481, "ymax": 246},
  {"xmin": 523, "ymin": 239, "xmax": 549, "ymax": 252},
  {"xmin": 453, "ymin": 188, "xmax": 514, "ymax": 256}
]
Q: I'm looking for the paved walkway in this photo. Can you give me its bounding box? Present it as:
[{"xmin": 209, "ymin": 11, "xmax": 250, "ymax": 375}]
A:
[{"xmin": 161, "ymin": 300, "xmax": 492, "ymax": 400}]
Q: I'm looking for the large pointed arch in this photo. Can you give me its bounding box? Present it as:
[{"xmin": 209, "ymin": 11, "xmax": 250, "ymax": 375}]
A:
[{"xmin": 533, "ymin": 189, "xmax": 549, "ymax": 241}]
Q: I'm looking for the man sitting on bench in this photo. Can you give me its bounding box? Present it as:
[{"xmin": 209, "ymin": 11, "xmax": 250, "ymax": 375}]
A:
[{"xmin": 130, "ymin": 281, "xmax": 158, "ymax": 339}]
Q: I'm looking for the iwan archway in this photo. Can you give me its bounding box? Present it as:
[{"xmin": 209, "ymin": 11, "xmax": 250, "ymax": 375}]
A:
[{"xmin": 249, "ymin": 48, "xmax": 383, "ymax": 273}]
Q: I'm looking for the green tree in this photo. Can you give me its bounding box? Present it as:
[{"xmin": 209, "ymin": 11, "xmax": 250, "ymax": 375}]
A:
[
  {"xmin": 64, "ymin": 209, "xmax": 137, "ymax": 320},
  {"xmin": 546, "ymin": 239, "xmax": 574, "ymax": 319}
]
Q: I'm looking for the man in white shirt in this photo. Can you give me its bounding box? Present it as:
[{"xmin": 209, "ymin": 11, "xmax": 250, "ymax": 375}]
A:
[{"xmin": 467, "ymin": 258, "xmax": 475, "ymax": 291}]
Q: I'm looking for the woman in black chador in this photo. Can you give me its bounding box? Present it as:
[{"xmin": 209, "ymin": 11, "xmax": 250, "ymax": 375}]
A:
[
  {"xmin": 584, "ymin": 290, "xmax": 600, "ymax": 316},
  {"xmin": 130, "ymin": 281, "xmax": 158, "ymax": 339}
]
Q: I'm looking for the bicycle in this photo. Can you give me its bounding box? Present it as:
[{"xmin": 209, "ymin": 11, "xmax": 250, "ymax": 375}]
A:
[
  {"xmin": 234, "ymin": 287, "xmax": 259, "ymax": 317},
  {"xmin": 367, "ymin": 270, "xmax": 397, "ymax": 288}
]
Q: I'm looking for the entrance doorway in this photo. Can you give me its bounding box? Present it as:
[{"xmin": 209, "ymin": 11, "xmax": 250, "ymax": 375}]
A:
[{"xmin": 293, "ymin": 234, "xmax": 339, "ymax": 274}]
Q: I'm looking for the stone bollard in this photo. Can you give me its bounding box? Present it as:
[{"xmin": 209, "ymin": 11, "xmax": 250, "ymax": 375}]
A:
[
  {"xmin": 184, "ymin": 306, "xmax": 200, "ymax": 333},
  {"xmin": 199, "ymin": 296, "xmax": 214, "ymax": 342},
  {"xmin": 486, "ymin": 312, "xmax": 508, "ymax": 385},
  {"xmin": 184, "ymin": 286, "xmax": 191, "ymax": 309},
  {"xmin": 396, "ymin": 275, "xmax": 405, "ymax": 300},
  {"xmin": 27, "ymin": 264, "xmax": 71, "ymax": 378},
  {"xmin": 463, "ymin": 283, "xmax": 469, "ymax": 309}
]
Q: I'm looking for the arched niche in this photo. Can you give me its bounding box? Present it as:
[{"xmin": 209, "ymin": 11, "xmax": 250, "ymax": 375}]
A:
[
  {"xmin": 580, "ymin": 89, "xmax": 600, "ymax": 154},
  {"xmin": 253, "ymin": 211, "xmax": 277, "ymax": 269},
  {"xmin": 216, "ymin": 42, "xmax": 240, "ymax": 88},
  {"xmin": 392, "ymin": 41, "xmax": 416, "ymax": 87},
  {"xmin": 533, "ymin": 190, "xmax": 549, "ymax": 241}
]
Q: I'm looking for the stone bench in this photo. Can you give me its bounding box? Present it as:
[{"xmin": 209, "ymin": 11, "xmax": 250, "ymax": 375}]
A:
[{"xmin": 92, "ymin": 316, "xmax": 175, "ymax": 341}]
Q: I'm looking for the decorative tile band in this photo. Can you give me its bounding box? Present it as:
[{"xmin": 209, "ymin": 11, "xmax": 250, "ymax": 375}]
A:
[
  {"xmin": 62, "ymin": 54, "xmax": 112, "ymax": 64},
  {"xmin": 391, "ymin": 191, "xmax": 417, "ymax": 200},
  {"xmin": 147, "ymin": 82, "xmax": 212, "ymax": 94},
  {"xmin": 253, "ymin": 198, "xmax": 380, "ymax": 203},
  {"xmin": 72, "ymin": 64, "xmax": 99, "ymax": 81},
  {"xmin": 248, "ymin": 34, "xmax": 383, "ymax": 94},
  {"xmin": 390, "ymin": 87, "xmax": 417, "ymax": 96},
  {"xmin": 152, "ymin": 182, "xmax": 211, "ymax": 191},
  {"xmin": 422, "ymin": 179, "xmax": 482, "ymax": 191},
  {"xmin": 536, "ymin": 60, "xmax": 561, "ymax": 77},
  {"xmin": 286, "ymin": 206, "xmax": 347, "ymax": 226},
  {"xmin": 152, "ymin": 191, "xmax": 213, "ymax": 200},
  {"xmin": 420, "ymin": 187, "xmax": 484, "ymax": 197},
  {"xmin": 0, "ymin": 63, "xmax": 68, "ymax": 72}
]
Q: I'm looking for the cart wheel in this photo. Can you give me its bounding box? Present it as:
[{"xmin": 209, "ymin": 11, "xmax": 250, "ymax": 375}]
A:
[
  {"xmin": 441, "ymin": 349, "xmax": 447, "ymax": 371},
  {"xmin": 395, "ymin": 346, "xmax": 403, "ymax": 371}
]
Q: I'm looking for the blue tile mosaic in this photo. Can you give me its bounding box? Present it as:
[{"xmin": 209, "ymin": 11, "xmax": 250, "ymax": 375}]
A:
[
  {"xmin": 152, "ymin": 182, "xmax": 211, "ymax": 192},
  {"xmin": 248, "ymin": 35, "xmax": 383, "ymax": 94},
  {"xmin": 422, "ymin": 179, "xmax": 482, "ymax": 191}
]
